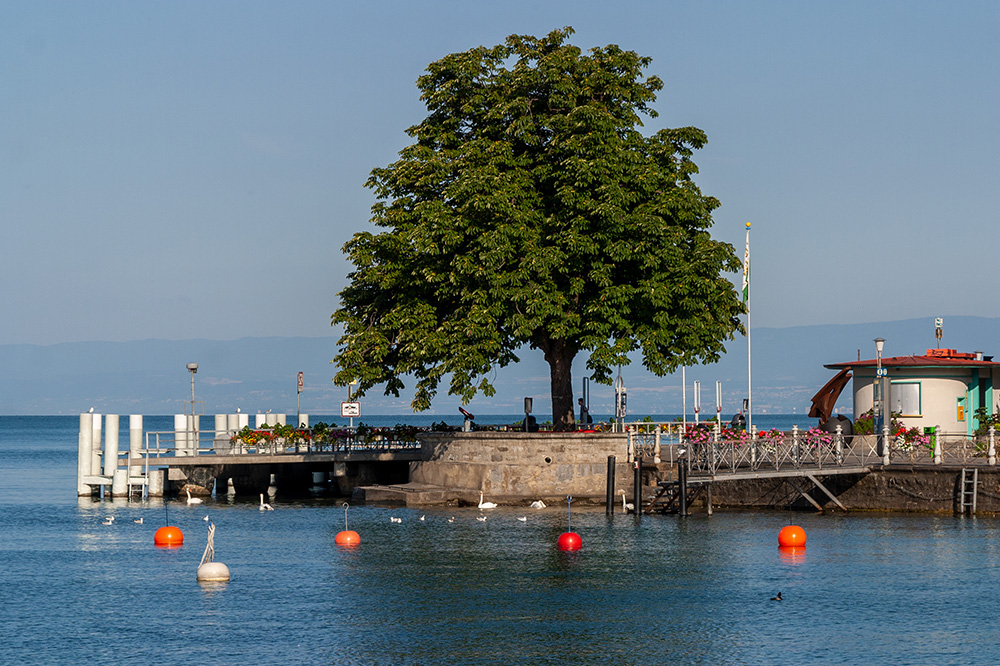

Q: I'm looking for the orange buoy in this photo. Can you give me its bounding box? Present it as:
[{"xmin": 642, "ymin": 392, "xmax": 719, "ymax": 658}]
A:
[
  {"xmin": 778, "ymin": 525, "xmax": 806, "ymax": 548},
  {"xmin": 335, "ymin": 530, "xmax": 360, "ymax": 546},
  {"xmin": 154, "ymin": 525, "xmax": 184, "ymax": 547},
  {"xmin": 557, "ymin": 531, "xmax": 582, "ymax": 551}
]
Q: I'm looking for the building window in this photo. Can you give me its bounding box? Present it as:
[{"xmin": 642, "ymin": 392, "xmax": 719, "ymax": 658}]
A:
[{"xmin": 891, "ymin": 381, "xmax": 921, "ymax": 417}]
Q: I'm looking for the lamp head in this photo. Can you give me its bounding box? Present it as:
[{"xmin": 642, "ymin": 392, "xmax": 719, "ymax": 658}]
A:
[
  {"xmin": 874, "ymin": 338, "xmax": 885, "ymax": 355},
  {"xmin": 186, "ymin": 362, "xmax": 198, "ymax": 374}
]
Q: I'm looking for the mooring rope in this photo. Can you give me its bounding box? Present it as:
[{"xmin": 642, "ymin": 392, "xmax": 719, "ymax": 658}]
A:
[{"xmin": 199, "ymin": 523, "xmax": 215, "ymax": 567}]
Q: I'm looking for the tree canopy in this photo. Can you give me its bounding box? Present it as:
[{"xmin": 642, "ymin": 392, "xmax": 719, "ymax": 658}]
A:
[{"xmin": 332, "ymin": 27, "xmax": 744, "ymax": 429}]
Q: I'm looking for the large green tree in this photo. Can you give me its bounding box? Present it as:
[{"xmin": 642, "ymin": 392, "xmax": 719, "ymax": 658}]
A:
[{"xmin": 332, "ymin": 27, "xmax": 744, "ymax": 430}]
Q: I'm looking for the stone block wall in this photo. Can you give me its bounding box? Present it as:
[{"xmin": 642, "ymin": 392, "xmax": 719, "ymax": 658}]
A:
[{"xmin": 411, "ymin": 431, "xmax": 628, "ymax": 499}]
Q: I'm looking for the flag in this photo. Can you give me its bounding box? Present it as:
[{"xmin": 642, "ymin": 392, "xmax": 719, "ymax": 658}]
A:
[{"xmin": 741, "ymin": 223, "xmax": 750, "ymax": 303}]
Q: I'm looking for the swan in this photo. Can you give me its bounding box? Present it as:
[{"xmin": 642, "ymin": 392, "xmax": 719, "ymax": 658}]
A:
[
  {"xmin": 259, "ymin": 493, "xmax": 273, "ymax": 511},
  {"xmin": 516, "ymin": 516, "xmax": 527, "ymax": 522},
  {"xmin": 390, "ymin": 516, "xmax": 402, "ymax": 523},
  {"xmin": 478, "ymin": 491, "xmax": 498, "ymax": 509},
  {"xmin": 102, "ymin": 517, "xmax": 114, "ymax": 525},
  {"xmin": 447, "ymin": 517, "xmax": 455, "ymax": 523},
  {"xmin": 620, "ymin": 490, "xmax": 635, "ymax": 513},
  {"xmin": 529, "ymin": 500, "xmax": 546, "ymax": 509},
  {"xmin": 476, "ymin": 515, "xmax": 487, "ymax": 522},
  {"xmin": 419, "ymin": 515, "xmax": 425, "ymax": 521},
  {"xmin": 133, "ymin": 518, "xmax": 143, "ymax": 525},
  {"xmin": 203, "ymin": 515, "xmax": 210, "ymax": 522},
  {"xmin": 186, "ymin": 489, "xmax": 203, "ymax": 505}
]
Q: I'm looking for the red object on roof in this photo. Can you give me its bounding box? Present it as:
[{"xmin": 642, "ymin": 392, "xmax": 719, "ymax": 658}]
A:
[{"xmin": 826, "ymin": 349, "xmax": 999, "ymax": 370}]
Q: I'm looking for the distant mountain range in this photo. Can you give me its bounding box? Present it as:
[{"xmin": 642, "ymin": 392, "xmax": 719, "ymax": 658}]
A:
[{"xmin": 0, "ymin": 316, "xmax": 992, "ymax": 417}]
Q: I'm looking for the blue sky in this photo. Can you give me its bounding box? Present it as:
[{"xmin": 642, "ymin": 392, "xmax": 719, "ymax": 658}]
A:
[{"xmin": 3, "ymin": 1, "xmax": 998, "ymax": 348}]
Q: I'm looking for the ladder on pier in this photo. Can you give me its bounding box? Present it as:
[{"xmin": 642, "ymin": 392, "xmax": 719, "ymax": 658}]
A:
[{"xmin": 959, "ymin": 468, "xmax": 979, "ymax": 516}]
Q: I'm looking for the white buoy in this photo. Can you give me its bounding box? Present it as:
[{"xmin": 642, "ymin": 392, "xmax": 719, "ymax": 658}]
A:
[{"xmin": 196, "ymin": 523, "xmax": 231, "ymax": 582}]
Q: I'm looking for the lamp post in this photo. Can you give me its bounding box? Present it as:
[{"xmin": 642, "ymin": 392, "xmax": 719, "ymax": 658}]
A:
[
  {"xmin": 186, "ymin": 362, "xmax": 198, "ymax": 456},
  {"xmin": 874, "ymin": 338, "xmax": 885, "ymax": 454}
]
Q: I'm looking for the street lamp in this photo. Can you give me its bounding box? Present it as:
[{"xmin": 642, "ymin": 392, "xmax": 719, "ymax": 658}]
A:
[
  {"xmin": 873, "ymin": 338, "xmax": 885, "ymax": 450},
  {"xmin": 186, "ymin": 363, "xmax": 198, "ymax": 414}
]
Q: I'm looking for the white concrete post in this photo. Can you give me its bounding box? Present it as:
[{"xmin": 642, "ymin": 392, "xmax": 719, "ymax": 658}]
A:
[
  {"xmin": 266, "ymin": 413, "xmax": 278, "ymax": 427},
  {"xmin": 933, "ymin": 425, "xmax": 942, "ymax": 465},
  {"xmin": 989, "ymin": 426, "xmax": 996, "ymax": 466},
  {"xmin": 298, "ymin": 413, "xmax": 309, "ymax": 428},
  {"xmin": 255, "ymin": 414, "xmax": 267, "ymax": 429},
  {"xmin": 78, "ymin": 412, "xmax": 94, "ymax": 496},
  {"xmin": 654, "ymin": 425, "xmax": 661, "ymax": 464},
  {"xmin": 91, "ymin": 413, "xmax": 103, "ymax": 480},
  {"xmin": 129, "ymin": 415, "xmax": 143, "ymax": 477},
  {"xmin": 111, "ymin": 469, "xmax": 128, "ymax": 496},
  {"xmin": 751, "ymin": 425, "xmax": 757, "ymax": 466},
  {"xmin": 238, "ymin": 413, "xmax": 249, "ymax": 430},
  {"xmin": 147, "ymin": 469, "xmax": 165, "ymax": 496},
  {"xmin": 103, "ymin": 414, "xmax": 120, "ymax": 477},
  {"xmin": 276, "ymin": 413, "xmax": 286, "ymax": 426},
  {"xmin": 626, "ymin": 426, "xmax": 634, "ymax": 462},
  {"xmin": 835, "ymin": 425, "xmax": 844, "ymax": 464},
  {"xmin": 882, "ymin": 425, "xmax": 891, "ymax": 465},
  {"xmin": 174, "ymin": 414, "xmax": 188, "ymax": 456},
  {"xmin": 214, "ymin": 414, "xmax": 227, "ymax": 453}
]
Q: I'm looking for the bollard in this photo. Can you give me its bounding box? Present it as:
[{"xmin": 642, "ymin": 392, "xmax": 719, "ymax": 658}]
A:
[
  {"xmin": 626, "ymin": 427, "xmax": 634, "ymax": 462},
  {"xmin": 605, "ymin": 456, "xmax": 616, "ymax": 516},
  {"xmin": 78, "ymin": 413, "xmax": 94, "ymax": 496},
  {"xmin": 633, "ymin": 458, "xmax": 642, "ymax": 518},
  {"xmin": 653, "ymin": 425, "xmax": 661, "ymax": 463},
  {"xmin": 989, "ymin": 426, "xmax": 996, "ymax": 466}
]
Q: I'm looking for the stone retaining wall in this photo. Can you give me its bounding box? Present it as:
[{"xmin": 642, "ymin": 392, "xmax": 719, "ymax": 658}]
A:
[
  {"xmin": 411, "ymin": 431, "xmax": 629, "ymax": 498},
  {"xmin": 699, "ymin": 466, "xmax": 1000, "ymax": 514}
]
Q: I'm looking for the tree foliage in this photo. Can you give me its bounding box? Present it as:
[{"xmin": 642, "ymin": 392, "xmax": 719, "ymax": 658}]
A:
[{"xmin": 332, "ymin": 27, "xmax": 744, "ymax": 429}]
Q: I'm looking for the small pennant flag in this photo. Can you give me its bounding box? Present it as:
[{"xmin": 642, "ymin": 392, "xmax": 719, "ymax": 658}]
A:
[{"xmin": 742, "ymin": 223, "xmax": 750, "ymax": 303}]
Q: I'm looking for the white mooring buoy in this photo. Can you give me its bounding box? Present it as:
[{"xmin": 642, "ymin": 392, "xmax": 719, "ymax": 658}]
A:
[{"xmin": 196, "ymin": 523, "xmax": 231, "ymax": 582}]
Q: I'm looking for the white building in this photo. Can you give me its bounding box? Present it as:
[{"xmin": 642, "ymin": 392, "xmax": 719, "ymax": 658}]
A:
[{"xmin": 825, "ymin": 348, "xmax": 1000, "ymax": 436}]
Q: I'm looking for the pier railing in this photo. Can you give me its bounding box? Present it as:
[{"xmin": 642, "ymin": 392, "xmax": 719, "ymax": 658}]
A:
[{"xmin": 143, "ymin": 426, "xmax": 424, "ymax": 458}]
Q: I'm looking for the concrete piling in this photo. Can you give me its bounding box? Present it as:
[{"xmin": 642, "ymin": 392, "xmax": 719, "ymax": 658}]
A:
[{"xmin": 78, "ymin": 412, "xmax": 94, "ymax": 496}]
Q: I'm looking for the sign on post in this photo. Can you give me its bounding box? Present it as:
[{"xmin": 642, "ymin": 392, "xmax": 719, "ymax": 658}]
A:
[
  {"xmin": 341, "ymin": 402, "xmax": 361, "ymax": 418},
  {"xmin": 297, "ymin": 371, "xmax": 304, "ymax": 393}
]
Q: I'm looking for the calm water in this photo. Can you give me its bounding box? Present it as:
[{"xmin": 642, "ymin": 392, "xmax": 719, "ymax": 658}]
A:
[{"xmin": 3, "ymin": 415, "xmax": 999, "ymax": 665}]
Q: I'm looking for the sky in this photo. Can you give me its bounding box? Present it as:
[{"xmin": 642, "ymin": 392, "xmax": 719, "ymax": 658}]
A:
[{"xmin": 3, "ymin": 1, "xmax": 999, "ymax": 349}]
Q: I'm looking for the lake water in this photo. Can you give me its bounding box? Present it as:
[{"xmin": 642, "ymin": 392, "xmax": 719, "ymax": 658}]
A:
[{"xmin": 3, "ymin": 415, "xmax": 998, "ymax": 665}]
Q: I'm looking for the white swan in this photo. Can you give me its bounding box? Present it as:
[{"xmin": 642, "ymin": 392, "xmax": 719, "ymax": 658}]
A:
[
  {"xmin": 259, "ymin": 493, "xmax": 274, "ymax": 511},
  {"xmin": 186, "ymin": 489, "xmax": 203, "ymax": 505},
  {"xmin": 102, "ymin": 516, "xmax": 114, "ymax": 525},
  {"xmin": 390, "ymin": 516, "xmax": 402, "ymax": 523},
  {"xmin": 133, "ymin": 517, "xmax": 143, "ymax": 524},
  {"xmin": 476, "ymin": 515, "xmax": 488, "ymax": 522},
  {"xmin": 516, "ymin": 516, "xmax": 527, "ymax": 522},
  {"xmin": 478, "ymin": 491, "xmax": 498, "ymax": 509},
  {"xmin": 419, "ymin": 515, "xmax": 425, "ymax": 521},
  {"xmin": 203, "ymin": 515, "xmax": 210, "ymax": 522},
  {"xmin": 447, "ymin": 517, "xmax": 455, "ymax": 523},
  {"xmin": 621, "ymin": 490, "xmax": 635, "ymax": 513},
  {"xmin": 529, "ymin": 500, "xmax": 546, "ymax": 509}
]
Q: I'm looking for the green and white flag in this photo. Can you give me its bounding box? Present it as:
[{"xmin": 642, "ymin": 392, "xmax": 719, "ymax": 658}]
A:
[{"xmin": 741, "ymin": 223, "xmax": 750, "ymax": 303}]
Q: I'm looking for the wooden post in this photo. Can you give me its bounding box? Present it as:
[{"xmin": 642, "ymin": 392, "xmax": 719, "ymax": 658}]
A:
[
  {"xmin": 605, "ymin": 456, "xmax": 616, "ymax": 516},
  {"xmin": 633, "ymin": 458, "xmax": 642, "ymax": 518}
]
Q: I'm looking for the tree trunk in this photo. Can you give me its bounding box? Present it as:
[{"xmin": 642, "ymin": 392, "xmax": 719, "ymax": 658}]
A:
[{"xmin": 541, "ymin": 337, "xmax": 577, "ymax": 431}]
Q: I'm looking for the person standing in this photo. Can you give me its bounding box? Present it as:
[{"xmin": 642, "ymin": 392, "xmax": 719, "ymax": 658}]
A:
[{"xmin": 578, "ymin": 398, "xmax": 592, "ymax": 425}]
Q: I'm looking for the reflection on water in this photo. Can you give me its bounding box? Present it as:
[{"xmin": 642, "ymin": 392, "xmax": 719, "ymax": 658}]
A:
[{"xmin": 778, "ymin": 545, "xmax": 807, "ymax": 564}]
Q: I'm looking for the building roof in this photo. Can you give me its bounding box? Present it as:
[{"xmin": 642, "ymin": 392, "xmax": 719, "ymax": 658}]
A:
[{"xmin": 825, "ymin": 348, "xmax": 1000, "ymax": 371}]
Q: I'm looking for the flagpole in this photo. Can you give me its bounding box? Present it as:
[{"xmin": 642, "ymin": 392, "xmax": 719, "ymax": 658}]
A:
[{"xmin": 743, "ymin": 222, "xmax": 752, "ymax": 434}]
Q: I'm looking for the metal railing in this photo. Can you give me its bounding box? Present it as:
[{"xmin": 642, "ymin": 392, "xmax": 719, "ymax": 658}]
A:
[{"xmin": 141, "ymin": 426, "xmax": 423, "ymax": 458}]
